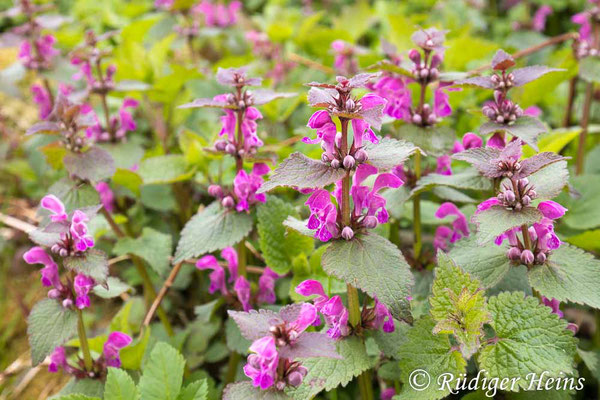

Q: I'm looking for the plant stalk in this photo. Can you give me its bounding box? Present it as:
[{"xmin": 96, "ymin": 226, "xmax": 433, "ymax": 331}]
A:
[
  {"xmin": 358, "ymin": 369, "xmax": 374, "ymax": 400},
  {"xmin": 521, "ymin": 224, "xmax": 532, "ymax": 250},
  {"xmin": 412, "ymin": 151, "xmax": 422, "ymax": 263},
  {"xmin": 563, "ymin": 77, "xmax": 578, "ymax": 127},
  {"xmin": 76, "ymin": 308, "xmax": 93, "ymax": 371},
  {"xmin": 224, "ymin": 351, "xmax": 241, "ymax": 384},
  {"xmin": 576, "ymin": 82, "xmax": 595, "ymax": 175}
]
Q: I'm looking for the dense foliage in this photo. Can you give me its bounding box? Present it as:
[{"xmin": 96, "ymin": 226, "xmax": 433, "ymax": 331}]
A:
[{"xmin": 1, "ymin": 0, "xmax": 600, "ymax": 399}]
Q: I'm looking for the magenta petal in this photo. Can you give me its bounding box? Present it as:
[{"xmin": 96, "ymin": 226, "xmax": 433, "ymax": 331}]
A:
[
  {"xmin": 295, "ymin": 279, "xmax": 327, "ymax": 298},
  {"xmin": 292, "ymin": 303, "xmax": 318, "ymax": 333},
  {"xmin": 41, "ymin": 194, "xmax": 67, "ymax": 222},
  {"xmin": 353, "ymin": 164, "xmax": 379, "ymax": 186},
  {"xmin": 372, "ymin": 173, "xmax": 403, "ymax": 192},
  {"xmin": 252, "ymin": 163, "xmax": 270, "ymax": 176},
  {"xmin": 476, "ymin": 197, "xmax": 500, "ymax": 213},
  {"xmin": 537, "ymin": 201, "xmax": 567, "ymax": 220},
  {"xmin": 307, "ymin": 110, "xmax": 333, "ymax": 129},
  {"xmin": 195, "ymin": 255, "xmax": 219, "ymax": 270}
]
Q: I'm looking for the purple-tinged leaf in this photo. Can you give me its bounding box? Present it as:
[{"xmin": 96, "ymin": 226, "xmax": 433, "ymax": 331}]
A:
[
  {"xmin": 224, "ymin": 382, "xmax": 291, "ymax": 400},
  {"xmin": 364, "ymin": 138, "xmax": 422, "ymax": 171},
  {"xmin": 365, "ymin": 60, "xmax": 413, "ymax": 78},
  {"xmin": 251, "ymin": 89, "xmax": 297, "ymax": 106},
  {"xmin": 305, "ymin": 82, "xmax": 337, "ymax": 89},
  {"xmin": 513, "ymin": 153, "xmax": 569, "ymax": 179},
  {"xmin": 177, "ymin": 97, "xmax": 235, "ymax": 109},
  {"xmin": 472, "ymin": 205, "xmax": 542, "ymax": 245},
  {"xmin": 29, "ymin": 229, "xmax": 61, "ymax": 247},
  {"xmin": 528, "ymin": 160, "xmax": 569, "ymax": 200},
  {"xmin": 64, "ymin": 146, "xmax": 116, "ymax": 182},
  {"xmin": 257, "ymin": 152, "xmax": 346, "ymax": 194},
  {"xmin": 27, "ymin": 121, "xmax": 61, "ymax": 135},
  {"xmin": 347, "ymin": 73, "xmax": 377, "ymax": 88},
  {"xmin": 278, "ymin": 332, "xmax": 341, "ymax": 360},
  {"xmin": 453, "ymin": 76, "xmax": 495, "ymax": 89},
  {"xmin": 216, "ymin": 67, "xmax": 262, "ymax": 87},
  {"xmin": 307, "ymin": 87, "xmax": 336, "ymax": 107},
  {"xmin": 491, "ymin": 49, "xmax": 515, "ymax": 70},
  {"xmin": 359, "ymin": 103, "xmax": 385, "ymax": 130},
  {"xmin": 439, "ymin": 71, "xmax": 469, "ymax": 83},
  {"xmin": 479, "ymin": 116, "xmax": 546, "ymax": 151},
  {"xmin": 512, "ymin": 66, "xmax": 564, "ymax": 87},
  {"xmin": 452, "ymin": 147, "xmax": 503, "ymax": 178},
  {"xmin": 35, "ymin": 14, "xmax": 71, "ymax": 29},
  {"xmin": 411, "ymin": 28, "xmax": 448, "ymax": 51},
  {"xmin": 42, "ymin": 221, "xmax": 69, "ymax": 234},
  {"xmin": 228, "ymin": 309, "xmax": 280, "ymax": 341}
]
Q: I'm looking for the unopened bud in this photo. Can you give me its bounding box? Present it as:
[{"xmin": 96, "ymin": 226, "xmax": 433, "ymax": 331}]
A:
[
  {"xmin": 214, "ymin": 139, "xmax": 227, "ymax": 151},
  {"xmin": 412, "ymin": 113, "xmax": 422, "ymax": 125},
  {"xmin": 62, "ymin": 299, "xmax": 73, "ymax": 308},
  {"xmin": 287, "ymin": 371, "xmax": 304, "ymax": 387},
  {"xmin": 419, "ymin": 69, "xmax": 429, "ymax": 79},
  {"xmin": 341, "ymin": 226, "xmax": 354, "ymax": 240},
  {"xmin": 225, "ymin": 143, "xmax": 237, "ymax": 155},
  {"xmin": 59, "ymin": 248, "xmax": 68, "ymax": 257},
  {"xmin": 567, "ymin": 323, "xmax": 579, "ymax": 333},
  {"xmin": 507, "ymin": 247, "xmax": 521, "ymax": 261},
  {"xmin": 536, "ymin": 252, "xmax": 547, "ymax": 264},
  {"xmin": 363, "ymin": 216, "xmax": 378, "ymax": 229},
  {"xmin": 425, "ymin": 39, "xmax": 434, "ymax": 47},
  {"xmin": 208, "ymin": 185, "xmax": 223, "ymax": 198},
  {"xmin": 331, "ymin": 159, "xmax": 341, "ymax": 169},
  {"xmin": 354, "ymin": 148, "xmax": 368, "ymax": 163},
  {"xmin": 335, "ymin": 132, "xmax": 343, "ymax": 149},
  {"xmin": 521, "ymin": 195, "xmax": 531, "ymax": 206},
  {"xmin": 429, "ymin": 68, "xmax": 439, "ymax": 80},
  {"xmin": 408, "ymin": 49, "xmax": 421, "ymax": 65},
  {"xmin": 430, "ymin": 54, "xmax": 442, "ymax": 69},
  {"xmin": 48, "ymin": 289, "xmax": 61, "ymax": 299},
  {"xmin": 343, "ymin": 155, "xmax": 355, "ymax": 170},
  {"xmin": 222, "ymin": 196, "xmax": 235, "ymax": 208},
  {"xmin": 504, "ymin": 190, "xmax": 516, "ymax": 203},
  {"xmin": 520, "ymin": 249, "xmax": 534, "ymax": 265},
  {"xmin": 321, "ymin": 153, "xmax": 331, "ymax": 163},
  {"xmin": 528, "ymin": 189, "xmax": 537, "ymax": 199}
]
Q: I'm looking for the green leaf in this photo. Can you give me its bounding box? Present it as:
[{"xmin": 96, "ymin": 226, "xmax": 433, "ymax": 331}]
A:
[
  {"xmin": 579, "ymin": 349, "xmax": 600, "ymax": 382},
  {"xmin": 224, "ymin": 382, "xmax": 292, "ymax": 400},
  {"xmin": 174, "ymin": 203, "xmax": 254, "ymax": 263},
  {"xmin": 40, "ymin": 142, "xmax": 67, "ymax": 169},
  {"xmin": 225, "ymin": 317, "xmax": 251, "ymax": 355},
  {"xmin": 558, "ymin": 174, "xmax": 600, "ymax": 230},
  {"xmin": 472, "ymin": 205, "xmax": 542, "ymax": 245},
  {"xmin": 322, "ymin": 233, "xmax": 413, "ymax": 322},
  {"xmin": 449, "ymin": 236, "xmax": 511, "ymax": 288},
  {"xmin": 412, "ymin": 169, "xmax": 492, "ymax": 196},
  {"xmin": 397, "ymin": 124, "xmax": 455, "ymax": 157},
  {"xmin": 528, "ymin": 160, "xmax": 568, "ymax": 200},
  {"xmin": 138, "ymin": 342, "xmax": 185, "ymax": 400},
  {"xmin": 93, "ymin": 277, "xmax": 132, "ymax": 299},
  {"xmin": 363, "ymin": 137, "xmax": 421, "ymax": 170},
  {"xmin": 282, "ymin": 216, "xmax": 315, "ymax": 238},
  {"xmin": 284, "ymin": 336, "xmax": 375, "ymax": 399},
  {"xmin": 478, "ymin": 292, "xmax": 577, "ymax": 390},
  {"xmin": 104, "ymin": 367, "xmax": 139, "ymax": 400},
  {"xmin": 120, "ymin": 328, "xmax": 150, "ymax": 370},
  {"xmin": 528, "ymin": 244, "xmax": 600, "ymax": 309},
  {"xmin": 113, "ymin": 168, "xmax": 143, "ymax": 196},
  {"xmin": 258, "ymin": 152, "xmax": 346, "ymax": 194},
  {"xmin": 178, "ymin": 379, "xmax": 209, "ymax": 400},
  {"xmin": 48, "ymin": 178, "xmax": 100, "ymax": 214},
  {"xmin": 51, "ymin": 395, "xmax": 101, "ymax": 400},
  {"xmin": 430, "ymin": 252, "xmax": 491, "ymax": 358},
  {"xmin": 27, "ymin": 299, "xmax": 78, "ymax": 365},
  {"xmin": 64, "ymin": 146, "xmax": 116, "ymax": 182},
  {"xmin": 257, "ymin": 197, "xmax": 314, "ymax": 274},
  {"xmin": 113, "ymin": 227, "xmax": 172, "ymax": 276},
  {"xmin": 63, "ymin": 249, "xmax": 109, "ymax": 284},
  {"xmin": 480, "ymin": 116, "xmax": 546, "ymax": 152},
  {"xmin": 579, "ymin": 56, "xmax": 600, "ymax": 83},
  {"xmin": 138, "ymin": 155, "xmax": 193, "ymax": 184},
  {"xmin": 51, "ymin": 378, "xmax": 105, "ymax": 399},
  {"xmin": 397, "ymin": 316, "xmax": 467, "ymax": 400}
]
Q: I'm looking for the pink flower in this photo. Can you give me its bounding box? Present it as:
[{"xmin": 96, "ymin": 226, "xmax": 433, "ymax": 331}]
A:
[
  {"xmin": 19, "ymin": 35, "xmax": 59, "ymax": 70},
  {"xmin": 74, "ymin": 274, "xmax": 95, "ymax": 309},
  {"xmin": 542, "ymin": 297, "xmax": 563, "ymax": 318},
  {"xmin": 537, "ymin": 201, "xmax": 567, "ymax": 220},
  {"xmin": 373, "ymin": 299, "xmax": 395, "ymax": 333},
  {"xmin": 305, "ymin": 189, "xmax": 338, "ymax": 242},
  {"xmin": 434, "ymin": 202, "xmax": 469, "ymax": 251},
  {"xmin": 532, "ymin": 5, "xmax": 553, "ymax": 32},
  {"xmin": 195, "ymin": 1, "xmax": 241, "ymax": 27},
  {"xmin": 257, "ymin": 268, "xmax": 279, "ymax": 304},
  {"xmin": 221, "ymin": 247, "xmax": 238, "ymax": 283},
  {"xmin": 371, "ymin": 75, "xmax": 412, "ymax": 121},
  {"xmin": 48, "ymin": 347, "xmax": 67, "ymax": 373},
  {"xmin": 155, "ymin": 0, "xmax": 173, "ymax": 9},
  {"xmin": 95, "ymin": 182, "xmax": 115, "ymax": 213},
  {"xmin": 476, "ymin": 197, "xmax": 500, "ymax": 213},
  {"xmin": 351, "ymin": 164, "xmax": 403, "ymax": 226},
  {"xmin": 23, "ymin": 246, "xmax": 61, "ymax": 288},
  {"xmin": 31, "ymin": 84, "xmax": 52, "ymax": 120},
  {"xmin": 244, "ymin": 336, "xmax": 279, "ymax": 390},
  {"xmin": 453, "ymin": 132, "xmax": 482, "ymax": 153},
  {"xmin": 331, "ymin": 40, "xmax": 358, "ymax": 75},
  {"xmin": 196, "ymin": 255, "xmax": 227, "ymax": 295},
  {"xmin": 234, "ymin": 276, "xmax": 252, "ymax": 311},
  {"xmin": 233, "ymin": 163, "xmax": 269, "ymax": 212},
  {"xmin": 41, "ymin": 194, "xmax": 68, "ymax": 222},
  {"xmin": 351, "ymin": 94, "xmax": 386, "ymax": 147},
  {"xmin": 572, "ymin": 12, "xmax": 591, "ymax": 40},
  {"xmin": 381, "ymin": 388, "xmax": 396, "ymax": 400},
  {"xmin": 70, "ymin": 210, "xmax": 94, "ymax": 252},
  {"xmin": 321, "ymin": 296, "xmax": 350, "ymax": 339},
  {"xmin": 436, "ymin": 155, "xmax": 452, "ymax": 175},
  {"xmin": 103, "ymin": 332, "xmax": 132, "ymax": 368},
  {"xmin": 524, "ymin": 106, "xmax": 542, "ymax": 118},
  {"xmin": 487, "ymin": 132, "xmax": 506, "ymax": 149}
]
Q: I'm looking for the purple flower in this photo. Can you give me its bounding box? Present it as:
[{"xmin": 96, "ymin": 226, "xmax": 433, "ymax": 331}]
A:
[
  {"xmin": 95, "ymin": 182, "xmax": 115, "ymax": 213},
  {"xmin": 321, "ymin": 296, "xmax": 350, "ymax": 339},
  {"xmin": 452, "ymin": 132, "xmax": 483, "ymax": 153},
  {"xmin": 411, "ymin": 27, "xmax": 447, "ymax": 52},
  {"xmin": 74, "ymin": 274, "xmax": 95, "ymax": 309},
  {"xmin": 196, "ymin": 255, "xmax": 227, "ymax": 295},
  {"xmin": 373, "ymin": 299, "xmax": 395, "ymax": 333},
  {"xmin": 86, "ymin": 98, "xmax": 138, "ymax": 142},
  {"xmin": 154, "ymin": 0, "xmax": 173, "ymax": 9},
  {"xmin": 295, "ymin": 279, "xmax": 330, "ymax": 313},
  {"xmin": 48, "ymin": 346, "xmax": 67, "ymax": 373},
  {"xmin": 351, "ymin": 165, "xmax": 404, "ymax": 227},
  {"xmin": 381, "ymin": 388, "xmax": 396, "ymax": 400},
  {"xmin": 221, "ymin": 247, "xmax": 238, "ymax": 283},
  {"xmin": 41, "ymin": 194, "xmax": 68, "ymax": 222},
  {"xmin": 70, "ymin": 210, "xmax": 95, "ymax": 252},
  {"xmin": 434, "ymin": 202, "xmax": 469, "ymax": 250},
  {"xmin": 532, "ymin": 5, "xmax": 553, "ymax": 32},
  {"xmin": 305, "ymin": 189, "xmax": 338, "ymax": 242},
  {"xmin": 433, "ymin": 226, "xmax": 453, "ymax": 252},
  {"xmin": 233, "ymin": 163, "xmax": 269, "ymax": 212},
  {"xmin": 537, "ymin": 201, "xmax": 567, "ymax": 220},
  {"xmin": 371, "ymin": 75, "xmax": 412, "ymax": 121},
  {"xmin": 436, "ymin": 155, "xmax": 452, "ymax": 175},
  {"xmin": 524, "ymin": 106, "xmax": 542, "ymax": 118},
  {"xmin": 572, "ymin": 12, "xmax": 592, "ymax": 41},
  {"xmin": 487, "ymin": 132, "xmax": 506, "ymax": 149},
  {"xmin": 195, "ymin": 1, "xmax": 241, "ymax": 27},
  {"xmin": 31, "ymin": 85, "xmax": 52, "ymax": 120},
  {"xmin": 257, "ymin": 268, "xmax": 279, "ymax": 304},
  {"xmin": 351, "ymin": 94, "xmax": 386, "ymax": 148},
  {"xmin": 542, "ymin": 297, "xmax": 563, "ymax": 318},
  {"xmin": 244, "ymin": 336, "xmax": 279, "ymax": 390},
  {"xmin": 476, "ymin": 197, "xmax": 501, "ymax": 213},
  {"xmin": 433, "ymin": 86, "xmax": 455, "ymax": 118},
  {"xmin": 23, "ymin": 246, "xmax": 61, "ymax": 288},
  {"xmin": 331, "ymin": 40, "xmax": 359, "ymax": 75},
  {"xmin": 234, "ymin": 275, "xmax": 252, "ymax": 311},
  {"xmin": 103, "ymin": 332, "xmax": 132, "ymax": 368},
  {"xmin": 19, "ymin": 35, "xmax": 59, "ymax": 70}
]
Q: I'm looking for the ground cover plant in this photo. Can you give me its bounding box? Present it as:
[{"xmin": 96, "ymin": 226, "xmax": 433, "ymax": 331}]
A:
[{"xmin": 1, "ymin": 0, "xmax": 600, "ymax": 399}]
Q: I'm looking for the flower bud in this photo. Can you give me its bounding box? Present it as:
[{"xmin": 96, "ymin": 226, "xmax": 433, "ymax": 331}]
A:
[
  {"xmin": 520, "ymin": 249, "xmax": 534, "ymax": 265},
  {"xmin": 341, "ymin": 226, "xmax": 354, "ymax": 240},
  {"xmin": 411, "ymin": 113, "xmax": 422, "ymax": 125},
  {"xmin": 275, "ymin": 381, "xmax": 286, "ymax": 391},
  {"xmin": 536, "ymin": 252, "xmax": 547, "ymax": 264},
  {"xmin": 335, "ymin": 132, "xmax": 343, "ymax": 149},
  {"xmin": 225, "ymin": 143, "xmax": 237, "ymax": 155},
  {"xmin": 222, "ymin": 196, "xmax": 235, "ymax": 208},
  {"xmin": 62, "ymin": 299, "xmax": 73, "ymax": 308},
  {"xmin": 521, "ymin": 195, "xmax": 531, "ymax": 206},
  {"xmin": 287, "ymin": 371, "xmax": 304, "ymax": 387},
  {"xmin": 504, "ymin": 190, "xmax": 516, "ymax": 203},
  {"xmin": 59, "ymin": 248, "xmax": 69, "ymax": 257},
  {"xmin": 419, "ymin": 68, "xmax": 429, "ymax": 79},
  {"xmin": 343, "ymin": 155, "xmax": 355, "ymax": 170},
  {"xmin": 208, "ymin": 184, "xmax": 223, "ymax": 198},
  {"xmin": 567, "ymin": 323, "xmax": 579, "ymax": 333},
  {"xmin": 354, "ymin": 148, "xmax": 368, "ymax": 163},
  {"xmin": 429, "ymin": 68, "xmax": 439, "ymax": 80},
  {"xmin": 48, "ymin": 289, "xmax": 61, "ymax": 299},
  {"xmin": 331, "ymin": 159, "xmax": 341, "ymax": 169},
  {"xmin": 363, "ymin": 216, "xmax": 378, "ymax": 229},
  {"xmin": 214, "ymin": 139, "xmax": 227, "ymax": 151},
  {"xmin": 430, "ymin": 54, "xmax": 442, "ymax": 69},
  {"xmin": 321, "ymin": 153, "xmax": 331, "ymax": 163},
  {"xmin": 425, "ymin": 39, "xmax": 434, "ymax": 47},
  {"xmin": 528, "ymin": 189, "xmax": 537, "ymax": 199},
  {"xmin": 408, "ymin": 49, "xmax": 421, "ymax": 65},
  {"xmin": 507, "ymin": 247, "xmax": 521, "ymax": 261}
]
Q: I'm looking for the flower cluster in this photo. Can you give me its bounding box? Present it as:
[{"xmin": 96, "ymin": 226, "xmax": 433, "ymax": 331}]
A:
[
  {"xmin": 331, "ymin": 40, "xmax": 362, "ymax": 76},
  {"xmin": 208, "ymin": 163, "xmax": 270, "ymax": 212},
  {"xmin": 246, "ymin": 30, "xmax": 295, "ymax": 84},
  {"xmin": 296, "ymin": 280, "xmax": 394, "ymax": 337},
  {"xmin": 194, "ymin": 1, "xmax": 241, "ymax": 28},
  {"xmin": 84, "ymin": 98, "xmax": 139, "ymax": 142},
  {"xmin": 19, "ymin": 34, "xmax": 59, "ymax": 70},
  {"xmin": 434, "ymin": 202, "xmax": 469, "ymax": 252},
  {"xmin": 196, "ymin": 247, "xmax": 280, "ymax": 311},
  {"xmin": 572, "ymin": 2, "xmax": 600, "ymax": 59},
  {"xmin": 48, "ymin": 331, "xmax": 132, "ymax": 377}
]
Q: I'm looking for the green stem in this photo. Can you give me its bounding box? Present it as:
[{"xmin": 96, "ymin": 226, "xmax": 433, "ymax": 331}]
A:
[
  {"xmin": 347, "ymin": 284, "xmax": 361, "ymax": 328},
  {"xmin": 413, "ymin": 151, "xmax": 422, "ymax": 263},
  {"xmin": 225, "ymin": 352, "xmax": 241, "ymax": 384},
  {"xmin": 576, "ymin": 82, "xmax": 594, "ymax": 176},
  {"xmin": 358, "ymin": 369, "xmax": 374, "ymax": 400},
  {"xmin": 76, "ymin": 308, "xmax": 93, "ymax": 371},
  {"xmin": 237, "ymin": 240, "xmax": 247, "ymax": 278}
]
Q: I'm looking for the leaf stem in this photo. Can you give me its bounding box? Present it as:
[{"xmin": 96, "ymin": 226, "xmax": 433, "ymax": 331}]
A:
[
  {"xmin": 224, "ymin": 351, "xmax": 241, "ymax": 384},
  {"xmin": 576, "ymin": 82, "xmax": 594, "ymax": 175},
  {"xmin": 142, "ymin": 262, "xmax": 183, "ymax": 333},
  {"xmin": 358, "ymin": 369, "xmax": 374, "ymax": 400},
  {"xmin": 76, "ymin": 308, "xmax": 93, "ymax": 371}
]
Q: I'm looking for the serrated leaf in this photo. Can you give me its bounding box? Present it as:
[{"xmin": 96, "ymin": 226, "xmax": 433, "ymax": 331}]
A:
[
  {"xmin": 454, "ymin": 75, "xmax": 495, "ymax": 89},
  {"xmin": 363, "ymin": 137, "xmax": 421, "ymax": 170},
  {"xmin": 63, "ymin": 249, "xmax": 109, "ymax": 284},
  {"xmin": 528, "ymin": 160, "xmax": 568, "ymax": 199},
  {"xmin": 113, "ymin": 227, "xmax": 172, "ymax": 276},
  {"xmin": 64, "ymin": 146, "xmax": 116, "ymax": 182},
  {"xmin": 225, "ymin": 317, "xmax": 251, "ymax": 354},
  {"xmin": 40, "ymin": 141, "xmax": 67, "ymax": 169},
  {"xmin": 282, "ymin": 216, "xmax": 315, "ymax": 237},
  {"xmin": 50, "ymin": 378, "xmax": 105, "ymax": 399},
  {"xmin": 449, "ymin": 236, "xmax": 511, "ymax": 288},
  {"xmin": 258, "ymin": 152, "xmax": 346, "ymax": 194},
  {"xmin": 397, "ymin": 316, "xmax": 467, "ymax": 400},
  {"xmin": 47, "ymin": 179, "xmax": 100, "ymax": 214},
  {"xmin": 430, "ymin": 252, "xmax": 490, "ymax": 359},
  {"xmin": 578, "ymin": 349, "xmax": 600, "ymax": 382},
  {"xmin": 138, "ymin": 342, "xmax": 185, "ymax": 400},
  {"xmin": 512, "ymin": 66, "xmax": 563, "ymax": 87},
  {"xmin": 173, "ymin": 203, "xmax": 253, "ymax": 263},
  {"xmin": 412, "ymin": 169, "xmax": 492, "ymax": 196},
  {"xmin": 478, "ymin": 292, "xmax": 577, "ymax": 390},
  {"xmin": 472, "ymin": 206, "xmax": 542, "ymax": 245},
  {"xmin": 27, "ymin": 299, "xmax": 78, "ymax": 365},
  {"xmin": 558, "ymin": 174, "xmax": 600, "ymax": 230},
  {"xmin": 178, "ymin": 379, "xmax": 209, "ymax": 400},
  {"xmin": 579, "ymin": 57, "xmax": 600, "ymax": 83},
  {"xmin": 397, "ymin": 124, "xmax": 455, "ymax": 157},
  {"xmin": 257, "ymin": 197, "xmax": 314, "ymax": 274},
  {"xmin": 138, "ymin": 155, "xmax": 193, "ymax": 184},
  {"xmin": 284, "ymin": 336, "xmax": 375, "ymax": 399},
  {"xmin": 528, "ymin": 244, "xmax": 600, "ymax": 309},
  {"xmin": 104, "ymin": 368, "xmax": 138, "ymax": 400},
  {"xmin": 479, "ymin": 116, "xmax": 546, "ymax": 151},
  {"xmin": 93, "ymin": 277, "xmax": 132, "ymax": 299},
  {"xmin": 372, "ymin": 320, "xmax": 410, "ymax": 359},
  {"xmin": 113, "ymin": 168, "xmax": 143, "ymax": 196},
  {"xmin": 224, "ymin": 382, "xmax": 292, "ymax": 400},
  {"xmin": 322, "ymin": 233, "xmax": 413, "ymax": 322},
  {"xmin": 513, "ymin": 152, "xmax": 568, "ymax": 180}
]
